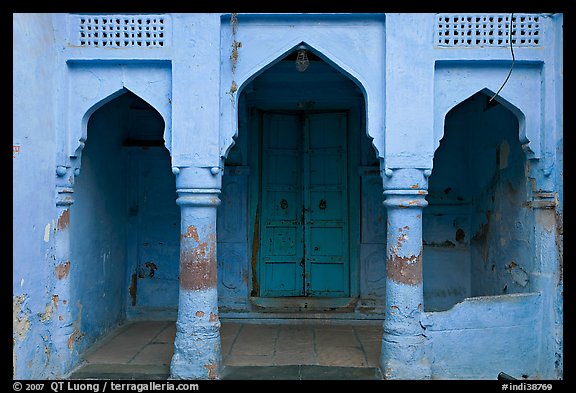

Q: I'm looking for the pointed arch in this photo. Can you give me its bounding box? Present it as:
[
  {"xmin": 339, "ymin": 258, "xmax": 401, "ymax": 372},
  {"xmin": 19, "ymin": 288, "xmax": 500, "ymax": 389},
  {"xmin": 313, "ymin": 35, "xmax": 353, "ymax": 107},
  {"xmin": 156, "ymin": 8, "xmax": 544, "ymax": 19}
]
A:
[
  {"xmin": 433, "ymin": 61, "xmax": 543, "ymax": 161},
  {"xmin": 219, "ymin": 24, "xmax": 386, "ymax": 162},
  {"xmin": 436, "ymin": 88, "xmax": 528, "ymax": 159},
  {"xmin": 63, "ymin": 60, "xmax": 172, "ymax": 165}
]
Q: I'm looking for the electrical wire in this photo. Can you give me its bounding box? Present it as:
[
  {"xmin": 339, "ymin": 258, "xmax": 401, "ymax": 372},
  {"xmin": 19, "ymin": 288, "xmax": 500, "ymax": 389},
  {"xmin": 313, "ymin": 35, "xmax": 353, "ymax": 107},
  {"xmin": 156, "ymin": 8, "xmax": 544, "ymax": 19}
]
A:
[{"xmin": 489, "ymin": 13, "xmax": 516, "ymax": 103}]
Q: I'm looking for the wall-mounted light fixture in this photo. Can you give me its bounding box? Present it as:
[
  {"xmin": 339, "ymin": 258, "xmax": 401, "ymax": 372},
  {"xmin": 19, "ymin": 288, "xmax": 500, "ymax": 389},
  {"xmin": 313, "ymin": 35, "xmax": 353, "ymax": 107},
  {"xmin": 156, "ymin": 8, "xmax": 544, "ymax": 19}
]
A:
[{"xmin": 295, "ymin": 44, "xmax": 309, "ymax": 72}]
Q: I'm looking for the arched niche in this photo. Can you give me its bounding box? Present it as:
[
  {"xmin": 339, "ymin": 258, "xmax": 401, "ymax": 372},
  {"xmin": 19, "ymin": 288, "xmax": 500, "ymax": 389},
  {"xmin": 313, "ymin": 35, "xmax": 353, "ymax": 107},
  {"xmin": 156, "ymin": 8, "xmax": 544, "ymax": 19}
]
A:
[
  {"xmin": 424, "ymin": 90, "xmax": 535, "ymax": 311},
  {"xmin": 433, "ymin": 60, "xmax": 543, "ymax": 163},
  {"xmin": 61, "ymin": 61, "xmax": 172, "ymax": 167},
  {"xmin": 219, "ymin": 14, "xmax": 385, "ymax": 163}
]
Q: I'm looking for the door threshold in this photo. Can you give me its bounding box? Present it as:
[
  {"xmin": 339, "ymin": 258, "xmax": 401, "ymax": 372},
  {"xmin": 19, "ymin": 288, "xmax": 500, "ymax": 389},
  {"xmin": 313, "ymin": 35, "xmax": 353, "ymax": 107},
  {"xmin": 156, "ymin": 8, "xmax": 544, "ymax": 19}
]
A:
[{"xmin": 250, "ymin": 296, "xmax": 357, "ymax": 312}]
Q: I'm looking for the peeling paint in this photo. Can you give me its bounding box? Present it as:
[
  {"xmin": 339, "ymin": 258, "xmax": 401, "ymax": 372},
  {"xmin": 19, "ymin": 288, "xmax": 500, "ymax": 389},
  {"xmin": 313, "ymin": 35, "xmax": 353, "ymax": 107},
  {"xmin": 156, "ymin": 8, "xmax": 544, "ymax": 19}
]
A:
[
  {"xmin": 507, "ymin": 261, "xmax": 529, "ymax": 287},
  {"xmin": 44, "ymin": 223, "xmax": 51, "ymax": 242},
  {"xmin": 386, "ymin": 252, "xmax": 422, "ymax": 285},
  {"xmin": 40, "ymin": 303, "xmax": 54, "ymax": 323},
  {"xmin": 182, "ymin": 225, "xmax": 200, "ymax": 242},
  {"xmin": 67, "ymin": 301, "xmax": 83, "ymax": 351},
  {"xmin": 536, "ymin": 208, "xmax": 555, "ymax": 232},
  {"xmin": 55, "ymin": 261, "xmax": 71, "ymax": 280},
  {"xmin": 144, "ymin": 262, "xmax": 158, "ymax": 278},
  {"xmin": 209, "ymin": 312, "xmax": 219, "ymax": 322},
  {"xmin": 57, "ymin": 209, "xmax": 70, "ymax": 230},
  {"xmin": 13, "ymin": 295, "xmax": 30, "ymax": 341},
  {"xmin": 195, "ymin": 311, "xmax": 205, "ymax": 317},
  {"xmin": 180, "ymin": 232, "xmax": 217, "ymax": 290},
  {"xmin": 204, "ymin": 363, "xmax": 218, "ymax": 379}
]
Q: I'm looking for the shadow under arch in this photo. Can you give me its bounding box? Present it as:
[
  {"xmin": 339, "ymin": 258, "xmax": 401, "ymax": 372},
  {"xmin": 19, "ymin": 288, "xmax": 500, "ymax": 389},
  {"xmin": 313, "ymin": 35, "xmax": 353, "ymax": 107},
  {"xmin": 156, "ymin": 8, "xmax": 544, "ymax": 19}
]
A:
[
  {"xmin": 424, "ymin": 90, "xmax": 535, "ymax": 312},
  {"xmin": 74, "ymin": 87, "xmax": 170, "ymax": 160},
  {"xmin": 69, "ymin": 88, "xmax": 178, "ymax": 357},
  {"xmin": 435, "ymin": 87, "xmax": 531, "ymax": 159},
  {"xmin": 222, "ymin": 40, "xmax": 375, "ymax": 161}
]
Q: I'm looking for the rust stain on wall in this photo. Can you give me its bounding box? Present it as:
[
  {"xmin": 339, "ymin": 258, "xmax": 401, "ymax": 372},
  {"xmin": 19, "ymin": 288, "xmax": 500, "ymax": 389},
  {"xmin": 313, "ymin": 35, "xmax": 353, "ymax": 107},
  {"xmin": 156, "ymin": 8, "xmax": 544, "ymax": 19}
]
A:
[
  {"xmin": 472, "ymin": 211, "xmax": 491, "ymax": 261},
  {"xmin": 250, "ymin": 207, "xmax": 260, "ymax": 296},
  {"xmin": 209, "ymin": 312, "xmax": 218, "ymax": 322},
  {"xmin": 410, "ymin": 184, "xmax": 419, "ymax": 189},
  {"xmin": 129, "ymin": 274, "xmax": 137, "ymax": 306},
  {"xmin": 195, "ymin": 311, "xmax": 205, "ymax": 317},
  {"xmin": 204, "ymin": 363, "xmax": 218, "ymax": 379},
  {"xmin": 182, "ymin": 225, "xmax": 200, "ymax": 242},
  {"xmin": 386, "ymin": 252, "xmax": 422, "ymax": 285},
  {"xmin": 52, "ymin": 295, "xmax": 59, "ymax": 309},
  {"xmin": 67, "ymin": 301, "xmax": 83, "ymax": 351},
  {"xmin": 57, "ymin": 209, "xmax": 70, "ymax": 230},
  {"xmin": 55, "ymin": 261, "xmax": 71, "ymax": 280},
  {"xmin": 180, "ymin": 234, "xmax": 217, "ymax": 291}
]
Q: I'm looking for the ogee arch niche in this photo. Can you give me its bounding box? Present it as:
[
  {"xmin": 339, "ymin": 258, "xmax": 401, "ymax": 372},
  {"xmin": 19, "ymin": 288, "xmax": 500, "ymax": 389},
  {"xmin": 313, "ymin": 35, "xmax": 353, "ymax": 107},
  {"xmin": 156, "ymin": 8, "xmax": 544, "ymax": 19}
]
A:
[
  {"xmin": 424, "ymin": 91, "xmax": 534, "ymax": 311},
  {"xmin": 70, "ymin": 90, "xmax": 177, "ymax": 354},
  {"xmin": 218, "ymin": 44, "xmax": 385, "ymax": 311}
]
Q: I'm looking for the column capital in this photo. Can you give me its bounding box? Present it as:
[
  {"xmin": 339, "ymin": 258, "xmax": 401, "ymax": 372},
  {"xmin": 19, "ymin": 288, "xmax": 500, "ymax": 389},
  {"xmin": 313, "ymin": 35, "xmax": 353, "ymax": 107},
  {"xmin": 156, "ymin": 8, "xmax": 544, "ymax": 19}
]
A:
[
  {"xmin": 381, "ymin": 167, "xmax": 432, "ymax": 193},
  {"xmin": 56, "ymin": 166, "xmax": 75, "ymax": 207},
  {"xmin": 174, "ymin": 166, "xmax": 223, "ymax": 190}
]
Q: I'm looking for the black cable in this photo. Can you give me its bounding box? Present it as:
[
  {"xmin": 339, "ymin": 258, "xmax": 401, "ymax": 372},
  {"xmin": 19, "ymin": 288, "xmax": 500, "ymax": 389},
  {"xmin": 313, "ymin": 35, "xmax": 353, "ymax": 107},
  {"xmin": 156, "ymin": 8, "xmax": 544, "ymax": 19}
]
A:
[{"xmin": 489, "ymin": 13, "xmax": 516, "ymax": 103}]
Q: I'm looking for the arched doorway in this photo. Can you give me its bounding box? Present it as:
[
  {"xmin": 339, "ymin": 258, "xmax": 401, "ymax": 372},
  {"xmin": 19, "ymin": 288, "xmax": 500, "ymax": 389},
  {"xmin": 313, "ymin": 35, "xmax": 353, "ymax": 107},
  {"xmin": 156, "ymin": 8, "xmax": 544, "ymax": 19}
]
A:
[
  {"xmin": 424, "ymin": 91, "xmax": 534, "ymax": 311},
  {"xmin": 218, "ymin": 43, "xmax": 384, "ymax": 311},
  {"xmin": 69, "ymin": 90, "xmax": 174, "ymax": 354}
]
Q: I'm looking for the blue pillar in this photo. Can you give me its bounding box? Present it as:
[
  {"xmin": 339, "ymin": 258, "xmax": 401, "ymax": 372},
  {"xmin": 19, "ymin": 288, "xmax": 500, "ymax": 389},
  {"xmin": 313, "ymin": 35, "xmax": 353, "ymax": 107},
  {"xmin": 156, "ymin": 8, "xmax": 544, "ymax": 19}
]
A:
[
  {"xmin": 170, "ymin": 166, "xmax": 222, "ymax": 380},
  {"xmin": 380, "ymin": 168, "xmax": 431, "ymax": 380},
  {"xmin": 52, "ymin": 164, "xmax": 78, "ymax": 374}
]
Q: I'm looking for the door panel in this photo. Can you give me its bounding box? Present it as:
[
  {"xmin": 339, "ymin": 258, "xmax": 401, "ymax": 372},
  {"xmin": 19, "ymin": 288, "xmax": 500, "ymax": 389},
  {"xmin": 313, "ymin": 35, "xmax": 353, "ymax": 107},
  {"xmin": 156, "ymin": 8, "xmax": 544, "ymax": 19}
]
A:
[
  {"xmin": 304, "ymin": 113, "xmax": 349, "ymax": 297},
  {"xmin": 260, "ymin": 113, "xmax": 304, "ymax": 296},
  {"xmin": 259, "ymin": 112, "xmax": 349, "ymax": 297}
]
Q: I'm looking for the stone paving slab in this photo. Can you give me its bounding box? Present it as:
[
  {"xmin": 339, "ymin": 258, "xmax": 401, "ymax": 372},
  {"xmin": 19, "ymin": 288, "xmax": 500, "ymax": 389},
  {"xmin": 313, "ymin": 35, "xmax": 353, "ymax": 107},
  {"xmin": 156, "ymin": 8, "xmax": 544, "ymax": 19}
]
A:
[
  {"xmin": 221, "ymin": 365, "xmax": 383, "ymax": 380},
  {"xmin": 72, "ymin": 320, "xmax": 384, "ymax": 380}
]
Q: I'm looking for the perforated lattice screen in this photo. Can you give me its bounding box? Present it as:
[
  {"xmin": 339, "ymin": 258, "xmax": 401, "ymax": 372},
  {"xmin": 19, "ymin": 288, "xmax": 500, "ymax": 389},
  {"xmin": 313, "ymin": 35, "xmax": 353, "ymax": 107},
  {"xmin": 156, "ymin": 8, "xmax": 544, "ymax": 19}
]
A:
[
  {"xmin": 435, "ymin": 14, "xmax": 541, "ymax": 47},
  {"xmin": 75, "ymin": 15, "xmax": 166, "ymax": 48}
]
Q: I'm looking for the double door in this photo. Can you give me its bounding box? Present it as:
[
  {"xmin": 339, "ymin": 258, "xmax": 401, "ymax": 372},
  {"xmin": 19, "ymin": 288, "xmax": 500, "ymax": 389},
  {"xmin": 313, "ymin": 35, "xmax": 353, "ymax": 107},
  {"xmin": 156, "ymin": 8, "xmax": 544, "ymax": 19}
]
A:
[{"xmin": 259, "ymin": 112, "xmax": 349, "ymax": 297}]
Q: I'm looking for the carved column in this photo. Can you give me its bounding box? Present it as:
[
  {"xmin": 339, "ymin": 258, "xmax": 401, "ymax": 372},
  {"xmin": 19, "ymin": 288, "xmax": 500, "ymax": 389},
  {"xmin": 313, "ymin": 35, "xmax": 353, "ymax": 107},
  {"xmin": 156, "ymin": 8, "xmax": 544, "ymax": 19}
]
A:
[
  {"xmin": 380, "ymin": 168, "xmax": 431, "ymax": 380},
  {"xmin": 51, "ymin": 164, "xmax": 78, "ymax": 372},
  {"xmin": 170, "ymin": 166, "xmax": 222, "ymax": 380},
  {"xmin": 531, "ymin": 190, "xmax": 561, "ymax": 378}
]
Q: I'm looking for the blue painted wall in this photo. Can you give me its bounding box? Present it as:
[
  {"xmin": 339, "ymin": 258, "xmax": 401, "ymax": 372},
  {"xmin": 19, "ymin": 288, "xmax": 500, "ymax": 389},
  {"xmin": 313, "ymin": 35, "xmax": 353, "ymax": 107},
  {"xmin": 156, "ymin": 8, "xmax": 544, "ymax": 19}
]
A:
[
  {"xmin": 13, "ymin": 13, "xmax": 59, "ymax": 379},
  {"xmin": 12, "ymin": 13, "xmax": 562, "ymax": 380}
]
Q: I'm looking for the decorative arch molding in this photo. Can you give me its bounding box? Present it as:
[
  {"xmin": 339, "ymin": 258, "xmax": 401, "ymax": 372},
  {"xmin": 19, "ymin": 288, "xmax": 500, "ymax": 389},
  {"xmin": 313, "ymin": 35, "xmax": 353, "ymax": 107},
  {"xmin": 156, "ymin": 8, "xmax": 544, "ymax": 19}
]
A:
[
  {"xmin": 434, "ymin": 60, "xmax": 544, "ymax": 161},
  {"xmin": 60, "ymin": 60, "xmax": 172, "ymax": 168},
  {"xmin": 219, "ymin": 14, "xmax": 385, "ymax": 161}
]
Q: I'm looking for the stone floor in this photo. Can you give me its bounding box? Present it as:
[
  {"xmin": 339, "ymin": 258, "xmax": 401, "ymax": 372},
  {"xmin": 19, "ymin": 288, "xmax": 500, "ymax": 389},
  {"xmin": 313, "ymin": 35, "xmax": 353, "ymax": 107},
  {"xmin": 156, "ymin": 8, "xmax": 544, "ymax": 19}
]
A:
[{"xmin": 70, "ymin": 320, "xmax": 384, "ymax": 380}]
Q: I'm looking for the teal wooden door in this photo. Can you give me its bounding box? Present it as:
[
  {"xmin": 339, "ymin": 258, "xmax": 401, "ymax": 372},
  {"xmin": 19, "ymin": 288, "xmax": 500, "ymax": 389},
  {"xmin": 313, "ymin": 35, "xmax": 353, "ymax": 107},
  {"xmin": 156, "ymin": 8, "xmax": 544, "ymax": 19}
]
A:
[{"xmin": 260, "ymin": 112, "xmax": 349, "ymax": 297}]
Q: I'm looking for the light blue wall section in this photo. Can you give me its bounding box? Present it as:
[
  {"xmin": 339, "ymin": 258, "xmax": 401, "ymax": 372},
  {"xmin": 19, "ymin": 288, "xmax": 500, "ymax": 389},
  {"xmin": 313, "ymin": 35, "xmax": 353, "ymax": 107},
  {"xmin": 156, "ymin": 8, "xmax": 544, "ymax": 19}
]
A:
[
  {"xmin": 422, "ymin": 293, "xmax": 542, "ymax": 379},
  {"xmin": 13, "ymin": 13, "xmax": 61, "ymax": 379},
  {"xmin": 12, "ymin": 12, "xmax": 563, "ymax": 380}
]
